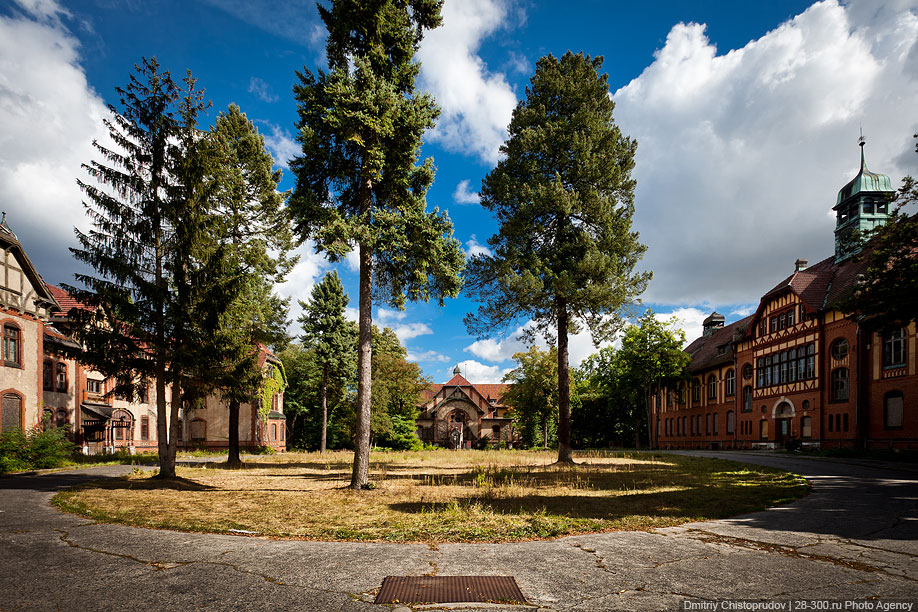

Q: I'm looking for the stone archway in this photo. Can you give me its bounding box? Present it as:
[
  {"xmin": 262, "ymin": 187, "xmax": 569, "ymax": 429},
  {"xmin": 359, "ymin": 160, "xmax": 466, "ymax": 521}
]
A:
[{"xmin": 772, "ymin": 399, "xmax": 795, "ymax": 447}]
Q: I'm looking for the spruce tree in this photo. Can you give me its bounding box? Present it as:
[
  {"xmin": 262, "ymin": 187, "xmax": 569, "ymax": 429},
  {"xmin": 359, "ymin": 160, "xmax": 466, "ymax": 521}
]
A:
[
  {"xmin": 68, "ymin": 58, "xmax": 227, "ymax": 478},
  {"xmin": 290, "ymin": 0, "xmax": 464, "ymax": 488},
  {"xmin": 299, "ymin": 271, "xmax": 355, "ymax": 453},
  {"xmin": 206, "ymin": 104, "xmax": 295, "ymax": 467},
  {"xmin": 465, "ymin": 52, "xmax": 651, "ymax": 464}
]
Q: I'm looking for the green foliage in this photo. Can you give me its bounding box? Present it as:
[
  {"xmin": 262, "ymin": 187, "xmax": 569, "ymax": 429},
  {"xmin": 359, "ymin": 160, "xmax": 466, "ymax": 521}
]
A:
[
  {"xmin": 299, "ymin": 271, "xmax": 355, "ymax": 373},
  {"xmin": 843, "ymin": 132, "xmax": 918, "ymax": 331},
  {"xmin": 465, "ymin": 51, "xmax": 650, "ymax": 343},
  {"xmin": 375, "ymin": 414, "xmax": 423, "ymax": 451},
  {"xmin": 502, "ymin": 346, "xmax": 561, "ymax": 448},
  {"xmin": 0, "ymin": 425, "xmax": 76, "ymax": 473},
  {"xmin": 259, "ymin": 361, "xmax": 288, "ymax": 418}
]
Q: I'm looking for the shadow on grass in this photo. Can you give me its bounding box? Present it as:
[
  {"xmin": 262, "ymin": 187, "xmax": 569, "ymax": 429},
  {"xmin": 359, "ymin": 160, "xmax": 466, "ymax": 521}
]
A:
[{"xmin": 85, "ymin": 476, "xmax": 216, "ymax": 492}]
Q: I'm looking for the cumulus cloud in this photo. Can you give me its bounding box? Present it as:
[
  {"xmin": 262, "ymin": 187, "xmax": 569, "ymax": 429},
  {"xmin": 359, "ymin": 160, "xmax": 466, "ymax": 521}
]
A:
[
  {"xmin": 247, "ymin": 76, "xmax": 278, "ymax": 103},
  {"xmin": 345, "ymin": 249, "xmax": 360, "ymax": 272},
  {"xmin": 614, "ymin": 0, "xmax": 918, "ymax": 306},
  {"xmin": 260, "ymin": 122, "xmax": 300, "ymax": 170},
  {"xmin": 464, "ymin": 235, "xmax": 492, "ymax": 258},
  {"xmin": 274, "ymin": 240, "xmax": 330, "ymax": 329},
  {"xmin": 0, "ymin": 1, "xmax": 110, "ymax": 286},
  {"xmin": 654, "ymin": 307, "xmax": 712, "ymax": 347},
  {"xmin": 449, "ymin": 360, "xmax": 512, "ymax": 384},
  {"xmin": 418, "ymin": 0, "xmax": 518, "ymax": 164},
  {"xmin": 465, "ymin": 318, "xmax": 612, "ymax": 369},
  {"xmin": 377, "ymin": 308, "xmax": 434, "ymax": 343},
  {"xmin": 453, "ymin": 179, "xmax": 481, "ymax": 204}
]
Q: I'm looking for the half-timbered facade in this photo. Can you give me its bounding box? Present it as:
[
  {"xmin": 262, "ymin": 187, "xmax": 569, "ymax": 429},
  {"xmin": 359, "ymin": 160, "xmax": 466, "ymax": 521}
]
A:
[
  {"xmin": 417, "ymin": 367, "xmax": 516, "ymax": 448},
  {"xmin": 653, "ymin": 143, "xmax": 917, "ymax": 450}
]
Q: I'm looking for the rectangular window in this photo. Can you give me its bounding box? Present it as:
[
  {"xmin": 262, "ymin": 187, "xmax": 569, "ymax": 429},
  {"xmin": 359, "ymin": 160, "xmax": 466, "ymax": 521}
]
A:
[
  {"xmin": 885, "ymin": 394, "xmax": 904, "ymax": 429},
  {"xmin": 843, "ymin": 413, "xmax": 849, "ymax": 432},
  {"xmin": 706, "ymin": 414, "xmax": 711, "ymax": 435},
  {"xmin": 140, "ymin": 416, "xmax": 149, "ymax": 441},
  {"xmin": 760, "ymin": 420, "xmax": 769, "ymax": 440},
  {"xmin": 713, "ymin": 413, "xmax": 719, "ymax": 435},
  {"xmin": 801, "ymin": 417, "xmax": 811, "ymax": 438},
  {"xmin": 43, "ymin": 361, "xmax": 54, "ymax": 391},
  {"xmin": 87, "ymin": 379, "xmax": 102, "ymax": 394},
  {"xmin": 832, "ymin": 369, "xmax": 849, "ymax": 402},
  {"xmin": 770, "ymin": 316, "xmax": 777, "ymax": 334},
  {"xmin": 3, "ymin": 326, "xmax": 20, "ymax": 366},
  {"xmin": 787, "ymin": 309, "xmax": 795, "ymax": 327},
  {"xmin": 778, "ymin": 313, "xmax": 786, "ymax": 330},
  {"xmin": 56, "ymin": 363, "xmax": 67, "ymax": 393},
  {"xmin": 692, "ymin": 380, "xmax": 700, "ymax": 403},
  {"xmin": 828, "ymin": 415, "xmax": 834, "ymax": 432},
  {"xmin": 883, "ymin": 329, "xmax": 906, "ymax": 368}
]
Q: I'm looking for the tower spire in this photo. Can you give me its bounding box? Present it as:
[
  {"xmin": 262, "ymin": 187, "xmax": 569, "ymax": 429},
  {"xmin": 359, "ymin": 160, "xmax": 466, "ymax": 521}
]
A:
[{"xmin": 858, "ymin": 127, "xmax": 866, "ymax": 170}]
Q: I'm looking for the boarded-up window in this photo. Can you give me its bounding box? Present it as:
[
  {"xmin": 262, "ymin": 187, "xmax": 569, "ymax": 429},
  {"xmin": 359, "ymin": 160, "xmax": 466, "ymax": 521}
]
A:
[
  {"xmin": 56, "ymin": 409, "xmax": 66, "ymax": 428},
  {"xmin": 801, "ymin": 416, "xmax": 812, "ymax": 438},
  {"xmin": 190, "ymin": 419, "xmax": 206, "ymax": 441},
  {"xmin": 885, "ymin": 392, "xmax": 904, "ymax": 429},
  {"xmin": 760, "ymin": 419, "xmax": 769, "ymax": 440},
  {"xmin": 2, "ymin": 393, "xmax": 22, "ymax": 431}
]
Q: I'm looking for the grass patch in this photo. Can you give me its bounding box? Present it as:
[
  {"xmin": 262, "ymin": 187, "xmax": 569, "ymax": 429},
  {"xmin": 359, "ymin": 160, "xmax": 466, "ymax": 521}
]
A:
[{"xmin": 53, "ymin": 450, "xmax": 808, "ymax": 543}]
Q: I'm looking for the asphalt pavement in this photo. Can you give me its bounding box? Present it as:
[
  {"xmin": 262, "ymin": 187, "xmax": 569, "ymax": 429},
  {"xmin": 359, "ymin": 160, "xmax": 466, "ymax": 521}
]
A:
[{"xmin": 0, "ymin": 451, "xmax": 915, "ymax": 611}]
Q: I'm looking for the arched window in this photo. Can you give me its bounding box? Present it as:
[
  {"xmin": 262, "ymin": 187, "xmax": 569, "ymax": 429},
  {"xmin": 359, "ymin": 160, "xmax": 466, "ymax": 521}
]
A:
[
  {"xmin": 3, "ymin": 324, "xmax": 20, "ymax": 367},
  {"xmin": 831, "ymin": 338, "xmax": 849, "ymax": 360},
  {"xmin": 725, "ymin": 369, "xmax": 735, "ymax": 397},
  {"xmin": 692, "ymin": 379, "xmax": 701, "ymax": 403},
  {"xmin": 726, "ymin": 411, "xmax": 734, "ymax": 435},
  {"xmin": 713, "ymin": 412, "xmax": 719, "ymax": 435},
  {"xmin": 707, "ymin": 375, "xmax": 717, "ymax": 400},
  {"xmin": 883, "ymin": 328, "xmax": 906, "ymax": 368},
  {"xmin": 678, "ymin": 383, "xmax": 686, "ymax": 404},
  {"xmin": 760, "ymin": 419, "xmax": 769, "ymax": 440},
  {"xmin": 1, "ymin": 393, "xmax": 22, "ymax": 432},
  {"xmin": 112, "ymin": 410, "xmax": 133, "ymax": 442},
  {"xmin": 56, "ymin": 409, "xmax": 67, "ymax": 428},
  {"xmin": 801, "ymin": 416, "xmax": 812, "ymax": 438},
  {"xmin": 831, "ymin": 368, "xmax": 849, "ymax": 402},
  {"xmin": 271, "ymin": 423, "xmax": 277, "ymax": 441},
  {"xmin": 884, "ymin": 391, "xmax": 904, "ymax": 429},
  {"xmin": 742, "ymin": 386, "xmax": 753, "ymax": 412}
]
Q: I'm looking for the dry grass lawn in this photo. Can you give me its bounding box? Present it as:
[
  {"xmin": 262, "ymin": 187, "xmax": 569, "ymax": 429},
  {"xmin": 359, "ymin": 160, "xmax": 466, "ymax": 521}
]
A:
[{"xmin": 53, "ymin": 450, "xmax": 808, "ymax": 542}]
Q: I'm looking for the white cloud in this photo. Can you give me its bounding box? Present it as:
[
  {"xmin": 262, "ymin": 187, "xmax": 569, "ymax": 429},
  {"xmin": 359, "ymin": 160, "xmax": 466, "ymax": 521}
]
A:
[
  {"xmin": 730, "ymin": 305, "xmax": 755, "ymax": 318},
  {"xmin": 464, "ymin": 234, "xmax": 492, "ymax": 258},
  {"xmin": 449, "ymin": 360, "xmax": 512, "ymax": 384},
  {"xmin": 344, "ymin": 307, "xmax": 359, "ymax": 322},
  {"xmin": 453, "ymin": 179, "xmax": 480, "ymax": 204},
  {"xmin": 274, "ymin": 240, "xmax": 330, "ymax": 328},
  {"xmin": 614, "ymin": 0, "xmax": 918, "ymax": 306},
  {"xmin": 377, "ymin": 308, "xmax": 408, "ymax": 323},
  {"xmin": 345, "ymin": 249, "xmax": 360, "ymax": 272},
  {"xmin": 260, "ymin": 122, "xmax": 299, "ymax": 170},
  {"xmin": 0, "ymin": 2, "xmax": 109, "ymax": 285},
  {"xmin": 654, "ymin": 307, "xmax": 711, "ymax": 347},
  {"xmin": 418, "ymin": 0, "xmax": 518, "ymax": 164},
  {"xmin": 406, "ymin": 349, "xmax": 451, "ymax": 364},
  {"xmin": 377, "ymin": 307, "xmax": 433, "ymax": 342},
  {"xmin": 247, "ymin": 76, "xmax": 278, "ymax": 103}
]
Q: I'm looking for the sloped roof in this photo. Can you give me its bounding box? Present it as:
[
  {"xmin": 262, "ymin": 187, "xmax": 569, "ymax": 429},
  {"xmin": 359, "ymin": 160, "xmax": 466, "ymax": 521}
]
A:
[
  {"xmin": 46, "ymin": 284, "xmax": 88, "ymax": 317},
  {"xmin": 0, "ymin": 217, "xmax": 58, "ymax": 309},
  {"xmin": 43, "ymin": 323, "xmax": 81, "ymax": 351},
  {"xmin": 685, "ymin": 316, "xmax": 752, "ymax": 374},
  {"xmin": 420, "ymin": 375, "xmax": 509, "ymax": 413}
]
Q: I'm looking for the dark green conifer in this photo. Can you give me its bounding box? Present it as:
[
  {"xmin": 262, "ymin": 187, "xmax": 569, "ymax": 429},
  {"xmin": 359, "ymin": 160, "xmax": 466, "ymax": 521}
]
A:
[
  {"xmin": 290, "ymin": 0, "xmax": 464, "ymax": 488},
  {"xmin": 465, "ymin": 52, "xmax": 651, "ymax": 464}
]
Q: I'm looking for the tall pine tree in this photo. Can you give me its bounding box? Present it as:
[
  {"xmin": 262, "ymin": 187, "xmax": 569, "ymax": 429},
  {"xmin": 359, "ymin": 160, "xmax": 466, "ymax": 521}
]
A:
[
  {"xmin": 290, "ymin": 0, "xmax": 464, "ymax": 488},
  {"xmin": 68, "ymin": 59, "xmax": 230, "ymax": 478},
  {"xmin": 465, "ymin": 52, "xmax": 650, "ymax": 464},
  {"xmin": 206, "ymin": 104, "xmax": 295, "ymax": 467},
  {"xmin": 299, "ymin": 271, "xmax": 355, "ymax": 453}
]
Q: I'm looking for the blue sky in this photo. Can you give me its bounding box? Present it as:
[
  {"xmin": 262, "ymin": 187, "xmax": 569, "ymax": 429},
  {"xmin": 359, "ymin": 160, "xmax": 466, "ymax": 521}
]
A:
[{"xmin": 2, "ymin": 0, "xmax": 917, "ymax": 383}]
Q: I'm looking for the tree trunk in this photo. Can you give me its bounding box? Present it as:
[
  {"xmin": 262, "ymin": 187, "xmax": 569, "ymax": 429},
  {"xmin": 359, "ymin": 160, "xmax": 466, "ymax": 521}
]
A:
[
  {"xmin": 556, "ymin": 298, "xmax": 574, "ymax": 463},
  {"xmin": 227, "ymin": 399, "xmax": 241, "ymax": 468},
  {"xmin": 350, "ymin": 237, "xmax": 373, "ymax": 489},
  {"xmin": 644, "ymin": 387, "xmax": 654, "ymax": 450},
  {"xmin": 160, "ymin": 375, "xmax": 181, "ymax": 478},
  {"xmin": 633, "ymin": 404, "xmax": 641, "ymax": 449},
  {"xmin": 320, "ymin": 363, "xmax": 328, "ymax": 453},
  {"xmin": 543, "ymin": 417, "xmax": 548, "ymax": 448}
]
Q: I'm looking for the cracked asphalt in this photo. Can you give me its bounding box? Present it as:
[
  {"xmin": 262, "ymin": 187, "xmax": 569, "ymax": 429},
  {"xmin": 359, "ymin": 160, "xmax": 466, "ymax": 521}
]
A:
[{"xmin": 1, "ymin": 451, "xmax": 916, "ymax": 611}]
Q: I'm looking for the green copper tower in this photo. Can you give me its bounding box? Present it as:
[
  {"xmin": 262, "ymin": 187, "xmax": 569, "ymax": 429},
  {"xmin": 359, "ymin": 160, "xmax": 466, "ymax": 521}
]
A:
[{"xmin": 833, "ymin": 135, "xmax": 895, "ymax": 262}]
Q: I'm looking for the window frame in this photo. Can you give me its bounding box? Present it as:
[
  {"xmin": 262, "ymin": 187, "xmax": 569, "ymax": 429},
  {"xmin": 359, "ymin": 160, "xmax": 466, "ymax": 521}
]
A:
[
  {"xmin": 707, "ymin": 374, "xmax": 717, "ymax": 400},
  {"xmin": 831, "ymin": 338, "xmax": 849, "ymax": 360},
  {"xmin": 56, "ymin": 362, "xmax": 67, "ymax": 393},
  {"xmin": 3, "ymin": 324, "xmax": 21, "ymax": 368},
  {"xmin": 725, "ymin": 369, "xmax": 736, "ymax": 397},
  {"xmin": 831, "ymin": 368, "xmax": 849, "ymax": 403},
  {"xmin": 884, "ymin": 391, "xmax": 904, "ymax": 430},
  {"xmin": 882, "ymin": 328, "xmax": 906, "ymax": 369}
]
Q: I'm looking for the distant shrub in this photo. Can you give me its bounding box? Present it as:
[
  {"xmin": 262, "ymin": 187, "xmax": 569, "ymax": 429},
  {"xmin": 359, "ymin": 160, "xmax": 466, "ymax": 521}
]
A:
[{"xmin": 0, "ymin": 424, "xmax": 75, "ymax": 473}]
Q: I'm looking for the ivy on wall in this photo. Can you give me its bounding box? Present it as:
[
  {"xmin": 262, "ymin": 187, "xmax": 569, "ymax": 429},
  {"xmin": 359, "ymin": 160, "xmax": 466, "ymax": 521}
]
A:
[{"xmin": 259, "ymin": 360, "xmax": 288, "ymax": 419}]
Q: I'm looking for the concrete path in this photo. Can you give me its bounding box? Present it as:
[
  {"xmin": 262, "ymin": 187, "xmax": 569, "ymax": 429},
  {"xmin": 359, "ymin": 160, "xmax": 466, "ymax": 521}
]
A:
[{"xmin": 0, "ymin": 452, "xmax": 916, "ymax": 611}]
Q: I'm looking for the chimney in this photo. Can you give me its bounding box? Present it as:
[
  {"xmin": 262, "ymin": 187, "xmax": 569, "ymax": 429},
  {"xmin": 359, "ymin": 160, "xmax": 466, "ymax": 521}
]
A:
[{"xmin": 795, "ymin": 258, "xmax": 808, "ymax": 272}]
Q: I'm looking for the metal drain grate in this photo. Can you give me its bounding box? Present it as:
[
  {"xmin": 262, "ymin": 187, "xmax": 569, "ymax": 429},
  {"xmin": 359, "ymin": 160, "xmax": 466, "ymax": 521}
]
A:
[{"xmin": 375, "ymin": 575, "xmax": 526, "ymax": 604}]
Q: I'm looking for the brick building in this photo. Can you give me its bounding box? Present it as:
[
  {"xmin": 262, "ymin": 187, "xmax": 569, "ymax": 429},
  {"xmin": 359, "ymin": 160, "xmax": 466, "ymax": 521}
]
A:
[
  {"xmin": 0, "ymin": 217, "xmax": 286, "ymax": 454},
  {"xmin": 416, "ymin": 366, "xmax": 517, "ymax": 448},
  {"xmin": 653, "ymin": 143, "xmax": 916, "ymax": 450}
]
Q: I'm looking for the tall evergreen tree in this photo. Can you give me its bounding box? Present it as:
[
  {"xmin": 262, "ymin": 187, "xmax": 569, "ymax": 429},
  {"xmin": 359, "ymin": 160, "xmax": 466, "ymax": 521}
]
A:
[
  {"xmin": 206, "ymin": 104, "xmax": 295, "ymax": 467},
  {"xmin": 299, "ymin": 271, "xmax": 355, "ymax": 453},
  {"xmin": 465, "ymin": 52, "xmax": 650, "ymax": 463},
  {"xmin": 290, "ymin": 0, "xmax": 464, "ymax": 488},
  {"xmin": 67, "ymin": 59, "xmax": 226, "ymax": 478}
]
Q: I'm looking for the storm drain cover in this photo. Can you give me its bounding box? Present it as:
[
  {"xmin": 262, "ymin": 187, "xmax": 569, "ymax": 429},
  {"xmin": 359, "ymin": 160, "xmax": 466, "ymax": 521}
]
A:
[{"xmin": 375, "ymin": 575, "xmax": 526, "ymax": 604}]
